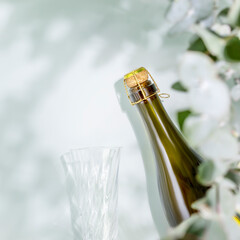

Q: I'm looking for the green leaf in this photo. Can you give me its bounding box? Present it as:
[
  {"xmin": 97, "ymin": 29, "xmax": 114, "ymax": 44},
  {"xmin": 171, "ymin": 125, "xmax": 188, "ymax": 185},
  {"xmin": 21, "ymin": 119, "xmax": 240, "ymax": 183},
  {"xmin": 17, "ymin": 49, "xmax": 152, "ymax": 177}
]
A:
[
  {"xmin": 225, "ymin": 169, "xmax": 240, "ymax": 186},
  {"xmin": 186, "ymin": 217, "xmax": 208, "ymax": 237},
  {"xmin": 177, "ymin": 110, "xmax": 192, "ymax": 131},
  {"xmin": 188, "ymin": 37, "xmax": 218, "ymax": 61},
  {"xmin": 218, "ymin": 7, "xmax": 230, "ymax": 17},
  {"xmin": 205, "ymin": 186, "xmax": 217, "ymax": 209},
  {"xmin": 188, "ymin": 37, "xmax": 208, "ymax": 52},
  {"xmin": 193, "ymin": 25, "xmax": 226, "ymax": 59},
  {"xmin": 197, "ymin": 161, "xmax": 215, "ymax": 186},
  {"xmin": 197, "ymin": 160, "xmax": 230, "ymax": 186},
  {"xmin": 171, "ymin": 81, "xmax": 188, "ymax": 92},
  {"xmin": 224, "ymin": 36, "xmax": 240, "ymax": 62}
]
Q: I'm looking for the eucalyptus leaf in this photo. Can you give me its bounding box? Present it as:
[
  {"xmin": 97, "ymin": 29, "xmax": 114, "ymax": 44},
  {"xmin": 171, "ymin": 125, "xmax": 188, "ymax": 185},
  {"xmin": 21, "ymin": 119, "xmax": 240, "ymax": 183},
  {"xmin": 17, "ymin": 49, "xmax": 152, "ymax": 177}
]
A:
[
  {"xmin": 218, "ymin": 176, "xmax": 238, "ymax": 190},
  {"xmin": 169, "ymin": 11, "xmax": 197, "ymax": 34},
  {"xmin": 197, "ymin": 161, "xmax": 229, "ymax": 186},
  {"xmin": 219, "ymin": 186, "xmax": 236, "ymax": 217},
  {"xmin": 186, "ymin": 217, "xmax": 208, "ymax": 236},
  {"xmin": 218, "ymin": 8, "xmax": 231, "ymax": 24},
  {"xmin": 193, "ymin": 25, "xmax": 226, "ymax": 59},
  {"xmin": 205, "ymin": 185, "xmax": 217, "ymax": 208},
  {"xmin": 167, "ymin": 0, "xmax": 218, "ymax": 34},
  {"xmin": 161, "ymin": 215, "xmax": 200, "ymax": 240},
  {"xmin": 216, "ymin": 0, "xmax": 233, "ymax": 15},
  {"xmin": 231, "ymin": 100, "xmax": 240, "ymax": 139},
  {"xmin": 192, "ymin": 0, "xmax": 215, "ymax": 21},
  {"xmin": 188, "ymin": 37, "xmax": 208, "ymax": 52},
  {"xmin": 224, "ymin": 36, "xmax": 240, "ymax": 62},
  {"xmin": 231, "ymin": 84, "xmax": 240, "ymax": 101},
  {"xmin": 189, "ymin": 80, "xmax": 230, "ymax": 121},
  {"xmin": 203, "ymin": 220, "xmax": 227, "ymax": 240},
  {"xmin": 166, "ymin": 0, "xmax": 191, "ymax": 24},
  {"xmin": 163, "ymin": 2, "xmax": 240, "ymax": 239},
  {"xmin": 171, "ymin": 81, "xmax": 188, "ymax": 92},
  {"xmin": 228, "ymin": 0, "xmax": 240, "ymax": 27},
  {"xmin": 197, "ymin": 161, "xmax": 216, "ymax": 186},
  {"xmin": 204, "ymin": 183, "xmax": 237, "ymax": 217},
  {"xmin": 177, "ymin": 109, "xmax": 192, "ymax": 131},
  {"xmin": 199, "ymin": 128, "xmax": 239, "ymax": 161},
  {"xmin": 225, "ymin": 169, "xmax": 240, "ymax": 186}
]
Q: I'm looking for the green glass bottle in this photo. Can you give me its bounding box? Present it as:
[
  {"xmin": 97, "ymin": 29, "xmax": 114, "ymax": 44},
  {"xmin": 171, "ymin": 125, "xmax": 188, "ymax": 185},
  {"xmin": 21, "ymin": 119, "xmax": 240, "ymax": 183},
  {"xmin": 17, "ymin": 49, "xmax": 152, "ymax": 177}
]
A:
[{"xmin": 124, "ymin": 67, "xmax": 207, "ymax": 227}]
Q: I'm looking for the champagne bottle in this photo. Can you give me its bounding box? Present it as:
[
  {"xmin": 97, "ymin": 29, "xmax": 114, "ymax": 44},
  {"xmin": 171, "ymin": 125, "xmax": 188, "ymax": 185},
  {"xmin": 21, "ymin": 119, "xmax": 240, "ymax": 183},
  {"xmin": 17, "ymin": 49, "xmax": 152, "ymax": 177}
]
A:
[{"xmin": 123, "ymin": 67, "xmax": 208, "ymax": 227}]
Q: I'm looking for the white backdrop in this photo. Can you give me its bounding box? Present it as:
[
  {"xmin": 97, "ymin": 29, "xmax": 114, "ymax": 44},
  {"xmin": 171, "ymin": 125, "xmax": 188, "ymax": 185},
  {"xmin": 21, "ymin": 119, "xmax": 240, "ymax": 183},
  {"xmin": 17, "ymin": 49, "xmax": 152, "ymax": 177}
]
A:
[{"xmin": 0, "ymin": 1, "xmax": 191, "ymax": 239}]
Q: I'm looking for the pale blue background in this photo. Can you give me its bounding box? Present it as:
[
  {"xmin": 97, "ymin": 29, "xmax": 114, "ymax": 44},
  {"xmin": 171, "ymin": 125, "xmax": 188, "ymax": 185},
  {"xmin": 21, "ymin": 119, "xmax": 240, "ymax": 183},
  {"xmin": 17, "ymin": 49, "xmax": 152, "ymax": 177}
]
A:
[{"xmin": 0, "ymin": 1, "xmax": 191, "ymax": 239}]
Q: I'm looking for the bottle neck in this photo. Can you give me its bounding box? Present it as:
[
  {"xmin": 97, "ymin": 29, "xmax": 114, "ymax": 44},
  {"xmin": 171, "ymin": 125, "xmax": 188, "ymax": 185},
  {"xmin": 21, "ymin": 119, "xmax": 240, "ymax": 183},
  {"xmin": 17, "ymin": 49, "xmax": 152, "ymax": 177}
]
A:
[
  {"xmin": 135, "ymin": 90, "xmax": 200, "ymax": 165},
  {"xmin": 130, "ymin": 81, "xmax": 183, "ymax": 144},
  {"xmin": 136, "ymin": 92, "xmax": 184, "ymax": 157}
]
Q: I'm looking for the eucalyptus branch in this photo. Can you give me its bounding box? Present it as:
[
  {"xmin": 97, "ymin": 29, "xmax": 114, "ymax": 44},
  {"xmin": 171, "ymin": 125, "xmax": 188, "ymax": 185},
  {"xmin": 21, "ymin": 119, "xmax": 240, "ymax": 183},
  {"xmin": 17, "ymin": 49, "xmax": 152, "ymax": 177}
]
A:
[{"xmin": 163, "ymin": 1, "xmax": 240, "ymax": 239}]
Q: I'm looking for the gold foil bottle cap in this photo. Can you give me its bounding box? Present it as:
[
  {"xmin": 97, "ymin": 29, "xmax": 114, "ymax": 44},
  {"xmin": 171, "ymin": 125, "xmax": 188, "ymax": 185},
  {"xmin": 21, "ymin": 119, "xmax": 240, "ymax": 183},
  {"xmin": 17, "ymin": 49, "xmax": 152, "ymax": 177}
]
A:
[
  {"xmin": 124, "ymin": 67, "xmax": 149, "ymax": 88},
  {"xmin": 123, "ymin": 67, "xmax": 170, "ymax": 105}
]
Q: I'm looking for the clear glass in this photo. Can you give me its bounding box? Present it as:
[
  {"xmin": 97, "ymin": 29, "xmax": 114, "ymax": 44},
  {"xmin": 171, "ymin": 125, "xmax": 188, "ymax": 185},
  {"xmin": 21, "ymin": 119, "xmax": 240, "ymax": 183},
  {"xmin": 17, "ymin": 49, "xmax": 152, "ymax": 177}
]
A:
[{"xmin": 61, "ymin": 147, "xmax": 120, "ymax": 240}]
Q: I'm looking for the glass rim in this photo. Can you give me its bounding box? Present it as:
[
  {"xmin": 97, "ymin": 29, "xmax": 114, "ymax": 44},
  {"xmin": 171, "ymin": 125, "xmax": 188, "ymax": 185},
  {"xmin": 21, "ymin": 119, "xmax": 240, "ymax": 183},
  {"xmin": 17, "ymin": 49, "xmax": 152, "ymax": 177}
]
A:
[{"xmin": 61, "ymin": 146, "xmax": 122, "ymax": 164}]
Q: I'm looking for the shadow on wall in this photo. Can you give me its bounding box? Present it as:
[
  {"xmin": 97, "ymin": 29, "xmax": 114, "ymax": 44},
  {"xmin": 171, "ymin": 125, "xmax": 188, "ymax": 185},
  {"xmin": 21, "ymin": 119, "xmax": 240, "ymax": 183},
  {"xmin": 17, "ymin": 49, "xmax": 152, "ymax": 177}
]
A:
[
  {"xmin": 0, "ymin": 0, "xmax": 190, "ymax": 70},
  {"xmin": 0, "ymin": 0, "xmax": 190, "ymax": 239},
  {"xmin": 114, "ymin": 78, "xmax": 169, "ymax": 236},
  {"xmin": 0, "ymin": 0, "xmax": 169, "ymax": 65}
]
